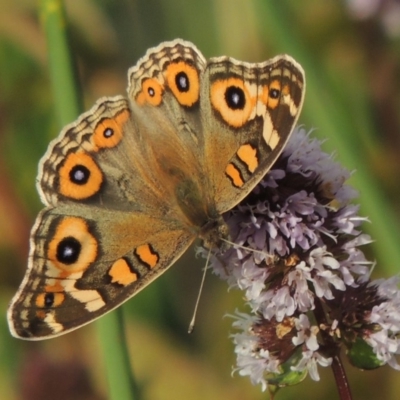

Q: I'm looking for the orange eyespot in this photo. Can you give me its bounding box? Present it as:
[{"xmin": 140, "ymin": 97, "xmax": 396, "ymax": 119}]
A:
[
  {"xmin": 47, "ymin": 217, "xmax": 98, "ymax": 274},
  {"xmin": 165, "ymin": 61, "xmax": 199, "ymax": 107},
  {"xmin": 35, "ymin": 292, "xmax": 65, "ymax": 308},
  {"xmin": 136, "ymin": 78, "xmax": 163, "ymax": 106},
  {"xmin": 210, "ymin": 78, "xmax": 254, "ymax": 128},
  {"xmin": 93, "ymin": 109, "xmax": 130, "ymax": 150},
  {"xmin": 263, "ymin": 80, "xmax": 281, "ymax": 110},
  {"xmin": 58, "ymin": 152, "xmax": 103, "ymax": 200}
]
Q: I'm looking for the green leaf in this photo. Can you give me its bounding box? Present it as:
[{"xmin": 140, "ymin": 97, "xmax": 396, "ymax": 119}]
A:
[{"xmin": 347, "ymin": 337, "xmax": 384, "ymax": 370}]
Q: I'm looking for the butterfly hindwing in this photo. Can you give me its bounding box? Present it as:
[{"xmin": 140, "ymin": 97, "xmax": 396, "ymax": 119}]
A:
[
  {"xmin": 8, "ymin": 205, "xmax": 194, "ymax": 339},
  {"xmin": 201, "ymin": 55, "xmax": 305, "ymax": 213}
]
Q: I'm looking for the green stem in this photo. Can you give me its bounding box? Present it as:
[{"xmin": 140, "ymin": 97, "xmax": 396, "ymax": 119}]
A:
[
  {"xmin": 39, "ymin": 1, "xmax": 138, "ymax": 399},
  {"xmin": 39, "ymin": 0, "xmax": 81, "ymax": 125},
  {"xmin": 97, "ymin": 311, "xmax": 140, "ymax": 400}
]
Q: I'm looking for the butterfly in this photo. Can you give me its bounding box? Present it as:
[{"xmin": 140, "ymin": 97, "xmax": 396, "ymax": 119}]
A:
[{"xmin": 7, "ymin": 39, "xmax": 305, "ymax": 340}]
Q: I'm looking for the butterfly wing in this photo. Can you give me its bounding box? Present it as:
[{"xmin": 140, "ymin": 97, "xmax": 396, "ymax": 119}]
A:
[
  {"xmin": 127, "ymin": 40, "xmax": 215, "ymax": 226},
  {"xmin": 38, "ymin": 96, "xmax": 172, "ymax": 214},
  {"xmin": 8, "ymin": 204, "xmax": 195, "ymax": 339},
  {"xmin": 200, "ymin": 54, "xmax": 305, "ymax": 213}
]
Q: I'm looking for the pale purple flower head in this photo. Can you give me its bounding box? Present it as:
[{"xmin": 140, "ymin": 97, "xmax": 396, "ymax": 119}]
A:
[{"xmin": 203, "ymin": 127, "xmax": 400, "ymax": 391}]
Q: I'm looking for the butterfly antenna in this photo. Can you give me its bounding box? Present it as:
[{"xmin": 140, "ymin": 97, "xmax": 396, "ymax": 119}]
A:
[
  {"xmin": 188, "ymin": 248, "xmax": 211, "ymax": 333},
  {"xmin": 220, "ymin": 237, "xmax": 274, "ymax": 260}
]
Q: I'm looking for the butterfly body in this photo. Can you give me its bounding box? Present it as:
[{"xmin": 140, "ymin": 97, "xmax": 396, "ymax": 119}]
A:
[{"xmin": 8, "ymin": 39, "xmax": 305, "ymax": 340}]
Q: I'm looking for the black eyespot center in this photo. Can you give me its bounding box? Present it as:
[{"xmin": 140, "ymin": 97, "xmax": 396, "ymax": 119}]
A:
[
  {"xmin": 104, "ymin": 127, "xmax": 114, "ymax": 138},
  {"xmin": 44, "ymin": 293, "xmax": 54, "ymax": 307},
  {"xmin": 269, "ymin": 88, "xmax": 280, "ymax": 99},
  {"xmin": 175, "ymin": 71, "xmax": 190, "ymax": 92},
  {"xmin": 225, "ymin": 86, "xmax": 246, "ymax": 110},
  {"xmin": 56, "ymin": 236, "xmax": 81, "ymax": 265},
  {"xmin": 69, "ymin": 164, "xmax": 90, "ymax": 185},
  {"xmin": 147, "ymin": 86, "xmax": 155, "ymax": 97}
]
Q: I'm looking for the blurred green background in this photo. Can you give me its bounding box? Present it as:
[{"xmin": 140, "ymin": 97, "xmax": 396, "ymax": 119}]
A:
[{"xmin": 1, "ymin": 0, "xmax": 400, "ymax": 399}]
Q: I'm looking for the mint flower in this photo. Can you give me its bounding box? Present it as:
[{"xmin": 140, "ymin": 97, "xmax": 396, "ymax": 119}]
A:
[{"xmin": 204, "ymin": 127, "xmax": 400, "ymax": 394}]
